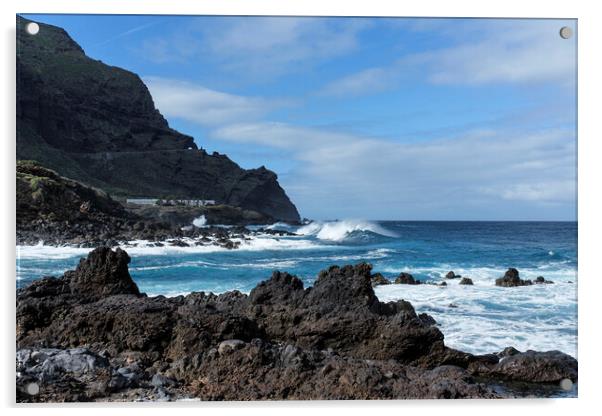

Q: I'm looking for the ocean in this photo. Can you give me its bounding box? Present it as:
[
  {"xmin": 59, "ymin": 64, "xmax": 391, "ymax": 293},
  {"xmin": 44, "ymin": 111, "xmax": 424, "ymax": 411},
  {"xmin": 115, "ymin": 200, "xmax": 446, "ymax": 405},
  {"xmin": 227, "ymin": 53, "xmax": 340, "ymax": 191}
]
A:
[{"xmin": 16, "ymin": 220, "xmax": 578, "ymax": 359}]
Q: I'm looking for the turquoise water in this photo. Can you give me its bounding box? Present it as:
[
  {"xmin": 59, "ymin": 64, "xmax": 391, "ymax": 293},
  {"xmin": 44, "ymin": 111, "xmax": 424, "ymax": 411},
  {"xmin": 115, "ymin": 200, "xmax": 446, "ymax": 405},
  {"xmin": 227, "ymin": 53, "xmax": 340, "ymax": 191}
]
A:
[{"xmin": 17, "ymin": 220, "xmax": 578, "ymax": 358}]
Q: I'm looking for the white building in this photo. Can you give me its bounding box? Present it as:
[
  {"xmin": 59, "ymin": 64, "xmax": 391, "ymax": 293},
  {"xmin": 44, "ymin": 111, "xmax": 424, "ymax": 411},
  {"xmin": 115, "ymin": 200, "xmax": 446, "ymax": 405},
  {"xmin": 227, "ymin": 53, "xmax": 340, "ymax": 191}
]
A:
[{"xmin": 126, "ymin": 198, "xmax": 216, "ymax": 207}]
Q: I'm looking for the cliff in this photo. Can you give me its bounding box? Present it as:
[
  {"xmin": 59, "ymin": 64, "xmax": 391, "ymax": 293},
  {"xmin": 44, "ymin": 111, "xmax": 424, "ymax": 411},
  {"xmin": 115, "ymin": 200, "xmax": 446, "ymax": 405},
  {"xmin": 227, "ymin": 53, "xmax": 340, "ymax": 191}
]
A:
[{"xmin": 16, "ymin": 16, "xmax": 300, "ymax": 222}]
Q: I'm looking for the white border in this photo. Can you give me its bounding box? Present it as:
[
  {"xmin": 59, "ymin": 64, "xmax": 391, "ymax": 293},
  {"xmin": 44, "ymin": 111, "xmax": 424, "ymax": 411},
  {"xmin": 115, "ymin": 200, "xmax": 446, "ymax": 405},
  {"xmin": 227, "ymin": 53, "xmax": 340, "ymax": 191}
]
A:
[{"xmin": 2, "ymin": 1, "xmax": 601, "ymax": 415}]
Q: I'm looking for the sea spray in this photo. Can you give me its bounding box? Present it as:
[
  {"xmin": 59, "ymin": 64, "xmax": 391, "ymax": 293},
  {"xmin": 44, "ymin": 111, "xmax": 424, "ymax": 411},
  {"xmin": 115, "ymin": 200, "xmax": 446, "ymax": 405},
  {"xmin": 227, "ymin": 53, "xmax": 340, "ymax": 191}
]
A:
[{"xmin": 192, "ymin": 215, "xmax": 207, "ymax": 228}]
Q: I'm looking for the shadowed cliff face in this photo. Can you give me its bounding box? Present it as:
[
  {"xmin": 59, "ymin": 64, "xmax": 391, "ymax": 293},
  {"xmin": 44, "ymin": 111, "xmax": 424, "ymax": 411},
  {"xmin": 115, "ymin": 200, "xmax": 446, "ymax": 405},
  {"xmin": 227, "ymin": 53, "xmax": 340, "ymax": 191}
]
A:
[{"xmin": 16, "ymin": 16, "xmax": 301, "ymax": 222}]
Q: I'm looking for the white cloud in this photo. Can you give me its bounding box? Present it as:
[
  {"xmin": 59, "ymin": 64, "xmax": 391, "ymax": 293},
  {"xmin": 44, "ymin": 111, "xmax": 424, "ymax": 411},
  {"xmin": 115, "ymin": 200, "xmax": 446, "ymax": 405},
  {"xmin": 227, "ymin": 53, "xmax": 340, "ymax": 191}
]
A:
[
  {"xmin": 143, "ymin": 76, "xmax": 290, "ymax": 126},
  {"xmin": 495, "ymin": 181, "xmax": 576, "ymax": 202},
  {"xmin": 211, "ymin": 120, "xmax": 576, "ymax": 218},
  {"xmin": 319, "ymin": 67, "xmax": 395, "ymax": 97},
  {"xmin": 139, "ymin": 17, "xmax": 371, "ymax": 78},
  {"xmin": 320, "ymin": 19, "xmax": 576, "ymax": 96}
]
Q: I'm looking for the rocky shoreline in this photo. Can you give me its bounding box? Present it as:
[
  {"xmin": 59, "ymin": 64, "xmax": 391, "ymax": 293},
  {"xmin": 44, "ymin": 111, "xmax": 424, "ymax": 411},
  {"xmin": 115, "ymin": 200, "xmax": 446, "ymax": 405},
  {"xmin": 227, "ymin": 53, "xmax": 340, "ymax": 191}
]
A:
[
  {"xmin": 17, "ymin": 160, "xmax": 297, "ymax": 249},
  {"xmin": 17, "ymin": 223, "xmax": 296, "ymax": 252},
  {"xmin": 16, "ymin": 247, "xmax": 577, "ymax": 402}
]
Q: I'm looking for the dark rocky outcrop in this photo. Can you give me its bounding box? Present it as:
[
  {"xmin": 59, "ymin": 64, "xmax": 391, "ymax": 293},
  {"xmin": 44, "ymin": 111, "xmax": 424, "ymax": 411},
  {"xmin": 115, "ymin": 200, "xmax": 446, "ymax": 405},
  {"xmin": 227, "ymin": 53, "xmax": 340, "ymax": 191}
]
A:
[
  {"xmin": 535, "ymin": 276, "xmax": 554, "ymax": 284},
  {"xmin": 395, "ymin": 272, "xmax": 421, "ymax": 285},
  {"xmin": 17, "ymin": 160, "xmax": 133, "ymax": 226},
  {"xmin": 445, "ymin": 271, "xmax": 461, "ymax": 279},
  {"xmin": 16, "ymin": 248, "xmax": 577, "ymax": 401},
  {"xmin": 16, "ymin": 16, "xmax": 300, "ymax": 222},
  {"xmin": 459, "ymin": 278, "xmax": 474, "ymax": 285},
  {"xmin": 66, "ymin": 247, "xmax": 140, "ymax": 300},
  {"xmin": 16, "ymin": 160, "xmax": 182, "ymax": 245},
  {"xmin": 495, "ymin": 268, "xmax": 533, "ymax": 287},
  {"xmin": 371, "ymin": 272, "xmax": 391, "ymax": 287}
]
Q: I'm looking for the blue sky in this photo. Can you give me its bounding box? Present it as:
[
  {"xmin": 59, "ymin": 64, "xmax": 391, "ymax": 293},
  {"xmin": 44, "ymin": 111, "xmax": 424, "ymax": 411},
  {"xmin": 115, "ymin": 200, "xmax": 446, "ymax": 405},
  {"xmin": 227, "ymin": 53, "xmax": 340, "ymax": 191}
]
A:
[{"xmin": 25, "ymin": 15, "xmax": 577, "ymax": 220}]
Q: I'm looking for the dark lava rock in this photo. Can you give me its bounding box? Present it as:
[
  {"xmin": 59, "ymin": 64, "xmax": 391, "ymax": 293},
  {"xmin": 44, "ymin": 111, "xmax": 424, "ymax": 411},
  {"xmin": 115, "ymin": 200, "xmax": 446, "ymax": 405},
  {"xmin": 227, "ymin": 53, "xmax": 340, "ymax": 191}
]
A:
[
  {"xmin": 459, "ymin": 278, "xmax": 474, "ymax": 285},
  {"xmin": 418, "ymin": 313, "xmax": 437, "ymax": 327},
  {"xmin": 371, "ymin": 272, "xmax": 391, "ymax": 286},
  {"xmin": 495, "ymin": 268, "xmax": 533, "ymax": 287},
  {"xmin": 151, "ymin": 373, "xmax": 177, "ymax": 388},
  {"xmin": 475, "ymin": 350, "xmax": 578, "ymax": 383},
  {"xmin": 535, "ymin": 276, "xmax": 554, "ymax": 284},
  {"xmin": 190, "ymin": 340, "xmax": 496, "ymax": 400},
  {"xmin": 16, "ymin": 248, "xmax": 578, "ymax": 401},
  {"xmin": 497, "ymin": 346, "xmax": 521, "ymax": 358},
  {"xmin": 16, "ymin": 16, "xmax": 299, "ymax": 223},
  {"xmin": 66, "ymin": 247, "xmax": 140, "ymax": 300},
  {"xmin": 394, "ymin": 272, "xmax": 421, "ymax": 285},
  {"xmin": 446, "ymin": 271, "xmax": 461, "ymax": 279},
  {"xmin": 169, "ymin": 239, "xmax": 189, "ymax": 247}
]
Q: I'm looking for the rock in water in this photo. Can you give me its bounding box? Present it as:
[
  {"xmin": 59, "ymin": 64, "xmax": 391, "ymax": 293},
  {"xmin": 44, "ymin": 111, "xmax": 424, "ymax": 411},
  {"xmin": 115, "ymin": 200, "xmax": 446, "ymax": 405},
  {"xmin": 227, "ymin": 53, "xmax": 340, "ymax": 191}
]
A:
[
  {"xmin": 395, "ymin": 272, "xmax": 420, "ymax": 285},
  {"xmin": 371, "ymin": 272, "xmax": 391, "ymax": 286},
  {"xmin": 16, "ymin": 16, "xmax": 300, "ymax": 222},
  {"xmin": 459, "ymin": 278, "xmax": 474, "ymax": 285},
  {"xmin": 495, "ymin": 268, "xmax": 533, "ymax": 287}
]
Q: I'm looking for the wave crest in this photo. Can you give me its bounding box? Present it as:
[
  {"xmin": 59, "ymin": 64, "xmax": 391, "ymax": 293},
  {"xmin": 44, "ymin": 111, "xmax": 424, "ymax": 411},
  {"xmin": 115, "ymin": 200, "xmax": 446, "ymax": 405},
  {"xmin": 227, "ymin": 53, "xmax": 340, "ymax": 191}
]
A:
[{"xmin": 297, "ymin": 220, "xmax": 397, "ymax": 242}]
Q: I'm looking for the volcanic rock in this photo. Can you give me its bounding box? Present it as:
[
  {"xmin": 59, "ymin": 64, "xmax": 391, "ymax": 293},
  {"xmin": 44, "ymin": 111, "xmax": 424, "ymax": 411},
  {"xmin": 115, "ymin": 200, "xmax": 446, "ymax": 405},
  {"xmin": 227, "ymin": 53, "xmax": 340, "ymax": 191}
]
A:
[
  {"xmin": 371, "ymin": 273, "xmax": 391, "ymax": 286},
  {"xmin": 446, "ymin": 271, "xmax": 461, "ymax": 279},
  {"xmin": 394, "ymin": 272, "xmax": 421, "ymax": 285},
  {"xmin": 16, "ymin": 248, "xmax": 578, "ymax": 401},
  {"xmin": 535, "ymin": 276, "xmax": 554, "ymax": 284},
  {"xmin": 495, "ymin": 268, "xmax": 533, "ymax": 287},
  {"xmin": 66, "ymin": 247, "xmax": 140, "ymax": 300}
]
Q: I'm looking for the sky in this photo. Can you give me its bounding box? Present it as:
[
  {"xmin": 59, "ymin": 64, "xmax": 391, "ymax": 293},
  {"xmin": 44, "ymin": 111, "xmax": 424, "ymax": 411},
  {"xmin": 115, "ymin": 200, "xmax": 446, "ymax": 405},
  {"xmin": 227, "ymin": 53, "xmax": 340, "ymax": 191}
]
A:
[{"xmin": 24, "ymin": 14, "xmax": 577, "ymax": 221}]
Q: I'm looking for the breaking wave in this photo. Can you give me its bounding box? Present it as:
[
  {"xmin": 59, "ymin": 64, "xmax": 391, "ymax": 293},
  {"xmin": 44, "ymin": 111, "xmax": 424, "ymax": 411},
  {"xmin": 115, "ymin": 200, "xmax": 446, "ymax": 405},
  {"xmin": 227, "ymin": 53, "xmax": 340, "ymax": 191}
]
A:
[{"xmin": 296, "ymin": 220, "xmax": 398, "ymax": 242}]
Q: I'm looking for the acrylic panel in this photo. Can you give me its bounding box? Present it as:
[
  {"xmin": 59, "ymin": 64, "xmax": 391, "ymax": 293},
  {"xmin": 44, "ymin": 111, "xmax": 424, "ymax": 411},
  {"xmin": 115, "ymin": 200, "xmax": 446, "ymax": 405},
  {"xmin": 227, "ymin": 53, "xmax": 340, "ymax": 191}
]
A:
[{"xmin": 16, "ymin": 14, "xmax": 577, "ymax": 402}]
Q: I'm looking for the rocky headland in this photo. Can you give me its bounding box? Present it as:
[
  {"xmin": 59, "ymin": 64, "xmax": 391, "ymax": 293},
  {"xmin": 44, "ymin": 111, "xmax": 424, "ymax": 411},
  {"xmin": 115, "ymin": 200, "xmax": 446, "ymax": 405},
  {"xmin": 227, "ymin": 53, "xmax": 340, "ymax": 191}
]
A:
[
  {"xmin": 16, "ymin": 247, "xmax": 577, "ymax": 402},
  {"xmin": 16, "ymin": 160, "xmax": 294, "ymax": 249}
]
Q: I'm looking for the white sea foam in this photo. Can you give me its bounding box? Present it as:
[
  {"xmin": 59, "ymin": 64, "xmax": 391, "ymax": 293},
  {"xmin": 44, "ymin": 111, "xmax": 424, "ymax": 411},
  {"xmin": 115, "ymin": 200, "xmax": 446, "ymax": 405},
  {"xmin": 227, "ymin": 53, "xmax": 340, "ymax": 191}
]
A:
[
  {"xmin": 16, "ymin": 242, "xmax": 91, "ymax": 260},
  {"xmin": 120, "ymin": 237, "xmax": 327, "ymax": 256},
  {"xmin": 192, "ymin": 215, "xmax": 207, "ymax": 227},
  {"xmin": 375, "ymin": 277, "xmax": 577, "ymax": 358},
  {"xmin": 265, "ymin": 222, "xmax": 294, "ymax": 231},
  {"xmin": 377, "ymin": 264, "xmax": 577, "ymax": 285},
  {"xmin": 133, "ymin": 259, "xmax": 300, "ymax": 272},
  {"xmin": 16, "ymin": 233, "xmax": 331, "ymax": 260},
  {"xmin": 297, "ymin": 220, "xmax": 397, "ymax": 241}
]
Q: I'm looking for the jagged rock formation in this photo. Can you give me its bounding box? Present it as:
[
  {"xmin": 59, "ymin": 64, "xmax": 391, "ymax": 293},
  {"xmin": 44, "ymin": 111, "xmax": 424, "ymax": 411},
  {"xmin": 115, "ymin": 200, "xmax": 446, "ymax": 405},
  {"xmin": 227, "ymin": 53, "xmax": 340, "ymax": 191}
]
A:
[
  {"xmin": 16, "ymin": 16, "xmax": 300, "ymax": 222},
  {"xmin": 16, "ymin": 248, "xmax": 578, "ymax": 401}
]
